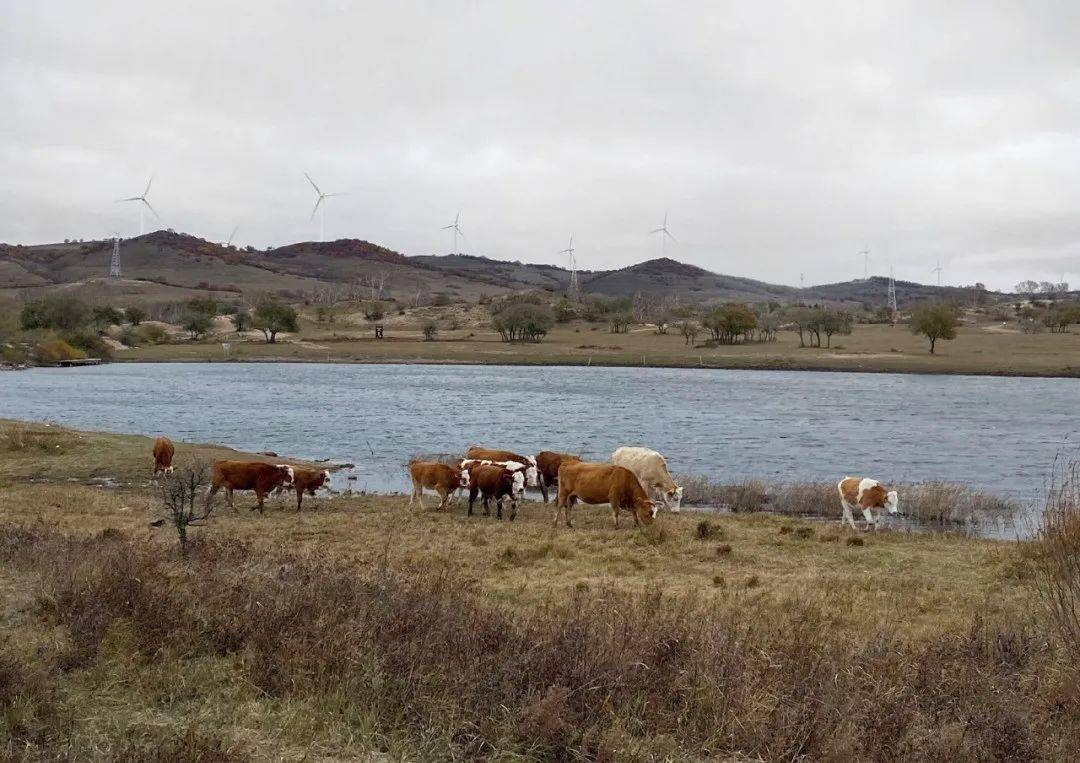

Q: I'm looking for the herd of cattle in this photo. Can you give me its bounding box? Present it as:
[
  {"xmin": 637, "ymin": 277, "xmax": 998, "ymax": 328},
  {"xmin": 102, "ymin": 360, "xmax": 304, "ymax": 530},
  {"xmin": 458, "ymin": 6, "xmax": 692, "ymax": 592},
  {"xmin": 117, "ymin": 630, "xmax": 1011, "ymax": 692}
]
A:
[{"xmin": 151, "ymin": 437, "xmax": 901, "ymax": 531}]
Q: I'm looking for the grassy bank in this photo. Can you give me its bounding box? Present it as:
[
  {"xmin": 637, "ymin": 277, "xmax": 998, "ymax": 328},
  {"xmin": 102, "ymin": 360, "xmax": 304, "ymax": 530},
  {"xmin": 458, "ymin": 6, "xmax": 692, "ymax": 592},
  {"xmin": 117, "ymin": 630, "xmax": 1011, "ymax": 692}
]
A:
[{"xmin": 114, "ymin": 320, "xmax": 1080, "ymax": 378}]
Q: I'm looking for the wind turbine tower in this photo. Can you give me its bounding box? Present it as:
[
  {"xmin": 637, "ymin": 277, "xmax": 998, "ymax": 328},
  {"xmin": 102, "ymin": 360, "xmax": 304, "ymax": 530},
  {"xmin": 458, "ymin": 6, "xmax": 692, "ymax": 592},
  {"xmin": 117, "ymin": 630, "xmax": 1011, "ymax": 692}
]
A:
[
  {"xmin": 859, "ymin": 248, "xmax": 870, "ymax": 280},
  {"xmin": 305, "ymin": 173, "xmax": 345, "ymax": 242},
  {"xmin": 559, "ymin": 235, "xmax": 579, "ymax": 299},
  {"xmin": 887, "ymin": 266, "xmax": 898, "ymax": 323},
  {"xmin": 115, "ymin": 176, "xmax": 158, "ymax": 236},
  {"xmin": 109, "ymin": 236, "xmax": 122, "ymax": 279},
  {"xmin": 649, "ymin": 212, "xmax": 677, "ymax": 256},
  {"xmin": 932, "ymin": 258, "xmax": 943, "ymax": 287},
  {"xmin": 442, "ymin": 212, "xmax": 465, "ymax": 253}
]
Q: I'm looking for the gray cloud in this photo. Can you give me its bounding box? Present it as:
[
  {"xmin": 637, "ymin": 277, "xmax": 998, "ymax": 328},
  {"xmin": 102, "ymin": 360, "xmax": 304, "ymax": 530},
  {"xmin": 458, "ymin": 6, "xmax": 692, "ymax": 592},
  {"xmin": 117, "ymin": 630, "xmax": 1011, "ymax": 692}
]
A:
[{"xmin": 3, "ymin": 0, "xmax": 1079, "ymax": 290}]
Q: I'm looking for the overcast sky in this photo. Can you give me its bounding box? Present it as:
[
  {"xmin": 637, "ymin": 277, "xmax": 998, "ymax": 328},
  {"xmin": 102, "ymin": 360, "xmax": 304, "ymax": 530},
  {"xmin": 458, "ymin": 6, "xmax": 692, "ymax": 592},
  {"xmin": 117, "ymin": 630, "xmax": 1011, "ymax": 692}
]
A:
[{"xmin": 2, "ymin": 1, "xmax": 1078, "ymax": 289}]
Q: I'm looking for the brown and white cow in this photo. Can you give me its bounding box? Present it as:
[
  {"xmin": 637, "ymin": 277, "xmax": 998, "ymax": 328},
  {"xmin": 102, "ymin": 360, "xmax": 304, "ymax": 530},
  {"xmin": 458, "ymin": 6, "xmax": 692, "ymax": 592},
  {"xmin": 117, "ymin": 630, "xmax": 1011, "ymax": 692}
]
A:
[
  {"xmin": 285, "ymin": 467, "xmax": 332, "ymax": 511},
  {"xmin": 152, "ymin": 436, "xmax": 175, "ymax": 476},
  {"xmin": 464, "ymin": 446, "xmax": 540, "ymax": 490},
  {"xmin": 466, "ymin": 462, "xmax": 526, "ymax": 520},
  {"xmin": 409, "ymin": 461, "xmax": 470, "ymax": 510},
  {"xmin": 554, "ymin": 461, "xmax": 660, "ymax": 529},
  {"xmin": 534, "ymin": 451, "xmax": 581, "ymax": 503},
  {"xmin": 206, "ymin": 460, "xmax": 295, "ymax": 514},
  {"xmin": 612, "ymin": 446, "xmax": 683, "ymax": 512},
  {"xmin": 837, "ymin": 477, "xmax": 899, "ymax": 531}
]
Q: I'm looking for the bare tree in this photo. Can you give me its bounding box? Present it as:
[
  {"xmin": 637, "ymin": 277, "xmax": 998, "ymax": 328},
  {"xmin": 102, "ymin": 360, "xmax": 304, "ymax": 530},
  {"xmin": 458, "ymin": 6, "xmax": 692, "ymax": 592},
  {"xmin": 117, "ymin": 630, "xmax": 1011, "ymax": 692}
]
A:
[
  {"xmin": 361, "ymin": 270, "xmax": 390, "ymax": 301},
  {"xmin": 154, "ymin": 462, "xmax": 212, "ymax": 555}
]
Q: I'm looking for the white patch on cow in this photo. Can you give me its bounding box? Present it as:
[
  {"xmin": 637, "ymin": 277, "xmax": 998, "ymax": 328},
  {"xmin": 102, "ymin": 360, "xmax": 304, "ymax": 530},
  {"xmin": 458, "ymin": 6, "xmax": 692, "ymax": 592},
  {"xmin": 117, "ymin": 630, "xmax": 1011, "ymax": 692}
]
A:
[
  {"xmin": 460, "ymin": 469, "xmax": 471, "ymax": 488},
  {"xmin": 650, "ymin": 502, "xmax": 659, "ymax": 519},
  {"xmin": 512, "ymin": 470, "xmax": 526, "ymax": 497},
  {"xmin": 667, "ymin": 485, "xmax": 684, "ymax": 512},
  {"xmin": 856, "ymin": 478, "xmax": 880, "ymax": 504},
  {"xmin": 321, "ymin": 469, "xmax": 331, "ymax": 487},
  {"xmin": 525, "ymin": 465, "xmax": 539, "ymax": 487},
  {"xmin": 280, "ymin": 465, "xmax": 295, "ymax": 484},
  {"xmin": 164, "ymin": 465, "xmax": 175, "ymax": 475},
  {"xmin": 526, "ymin": 455, "xmax": 537, "ymax": 466},
  {"xmin": 885, "ymin": 490, "xmax": 900, "ymax": 514}
]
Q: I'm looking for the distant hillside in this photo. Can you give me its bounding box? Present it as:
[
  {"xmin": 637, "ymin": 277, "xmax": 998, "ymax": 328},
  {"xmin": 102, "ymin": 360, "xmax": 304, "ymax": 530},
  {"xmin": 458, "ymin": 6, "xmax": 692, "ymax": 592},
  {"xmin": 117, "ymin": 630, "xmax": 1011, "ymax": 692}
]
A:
[{"xmin": 0, "ymin": 230, "xmax": 1002, "ymax": 308}]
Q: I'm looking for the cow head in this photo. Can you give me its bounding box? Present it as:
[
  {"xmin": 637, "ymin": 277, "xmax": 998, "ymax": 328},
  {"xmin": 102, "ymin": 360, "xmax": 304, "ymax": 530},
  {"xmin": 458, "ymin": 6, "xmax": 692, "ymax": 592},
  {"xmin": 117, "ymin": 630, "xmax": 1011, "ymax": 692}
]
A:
[
  {"xmin": 885, "ymin": 490, "xmax": 899, "ymax": 515},
  {"xmin": 164, "ymin": 465, "xmax": 175, "ymax": 475},
  {"xmin": 524, "ymin": 464, "xmax": 540, "ymax": 488},
  {"xmin": 458, "ymin": 468, "xmax": 471, "ymax": 488},
  {"xmin": 510, "ymin": 470, "xmax": 526, "ymax": 499},
  {"xmin": 320, "ymin": 469, "xmax": 331, "ymax": 487},
  {"xmin": 665, "ymin": 485, "xmax": 684, "ymax": 512},
  {"xmin": 635, "ymin": 499, "xmax": 661, "ymax": 525},
  {"xmin": 278, "ymin": 465, "xmax": 295, "ymax": 485}
]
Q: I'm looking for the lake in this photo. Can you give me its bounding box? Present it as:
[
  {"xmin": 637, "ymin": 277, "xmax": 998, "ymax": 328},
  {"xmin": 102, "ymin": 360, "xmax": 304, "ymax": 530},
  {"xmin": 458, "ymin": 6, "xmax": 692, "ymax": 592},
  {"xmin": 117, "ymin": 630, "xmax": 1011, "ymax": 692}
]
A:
[{"xmin": 2, "ymin": 363, "xmax": 1076, "ymax": 512}]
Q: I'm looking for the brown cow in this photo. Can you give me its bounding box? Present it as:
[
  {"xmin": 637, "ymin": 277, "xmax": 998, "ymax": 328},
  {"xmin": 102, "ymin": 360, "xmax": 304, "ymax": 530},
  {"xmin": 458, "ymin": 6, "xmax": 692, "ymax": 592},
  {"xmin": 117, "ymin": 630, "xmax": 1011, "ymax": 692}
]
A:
[
  {"xmin": 535, "ymin": 450, "xmax": 581, "ymax": 502},
  {"xmin": 555, "ymin": 461, "xmax": 659, "ymax": 529},
  {"xmin": 286, "ymin": 467, "xmax": 332, "ymax": 511},
  {"xmin": 206, "ymin": 460, "xmax": 295, "ymax": 514},
  {"xmin": 465, "ymin": 446, "xmax": 540, "ymax": 492},
  {"xmin": 837, "ymin": 477, "xmax": 899, "ymax": 531},
  {"xmin": 466, "ymin": 463, "xmax": 525, "ymax": 520},
  {"xmin": 152, "ymin": 436, "xmax": 175, "ymax": 476},
  {"xmin": 409, "ymin": 461, "xmax": 469, "ymax": 510}
]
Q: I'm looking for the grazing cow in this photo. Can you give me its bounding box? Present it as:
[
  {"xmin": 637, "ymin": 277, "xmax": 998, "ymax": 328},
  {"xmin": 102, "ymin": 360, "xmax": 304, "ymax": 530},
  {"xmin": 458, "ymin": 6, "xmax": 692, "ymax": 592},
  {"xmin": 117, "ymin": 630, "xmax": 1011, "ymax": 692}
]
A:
[
  {"xmin": 286, "ymin": 467, "xmax": 332, "ymax": 511},
  {"xmin": 555, "ymin": 461, "xmax": 660, "ymax": 529},
  {"xmin": 837, "ymin": 477, "xmax": 899, "ymax": 531},
  {"xmin": 152, "ymin": 436, "xmax": 175, "ymax": 476},
  {"xmin": 409, "ymin": 461, "xmax": 469, "ymax": 510},
  {"xmin": 464, "ymin": 446, "xmax": 540, "ymax": 490},
  {"xmin": 466, "ymin": 463, "xmax": 525, "ymax": 520},
  {"xmin": 534, "ymin": 451, "xmax": 581, "ymax": 503},
  {"xmin": 206, "ymin": 460, "xmax": 295, "ymax": 514},
  {"xmin": 612, "ymin": 446, "xmax": 684, "ymax": 512}
]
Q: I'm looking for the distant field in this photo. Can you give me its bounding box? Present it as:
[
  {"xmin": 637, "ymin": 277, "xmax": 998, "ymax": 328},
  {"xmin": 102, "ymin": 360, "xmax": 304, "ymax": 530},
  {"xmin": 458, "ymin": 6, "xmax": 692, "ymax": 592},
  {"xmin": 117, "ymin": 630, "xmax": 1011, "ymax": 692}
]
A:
[{"xmin": 119, "ymin": 318, "xmax": 1080, "ymax": 377}]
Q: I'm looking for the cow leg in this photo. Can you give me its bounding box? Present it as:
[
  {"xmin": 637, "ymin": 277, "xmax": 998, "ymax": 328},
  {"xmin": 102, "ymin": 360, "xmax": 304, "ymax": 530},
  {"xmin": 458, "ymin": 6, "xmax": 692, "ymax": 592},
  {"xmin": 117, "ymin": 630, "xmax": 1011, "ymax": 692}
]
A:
[
  {"xmin": 225, "ymin": 487, "xmax": 236, "ymax": 512},
  {"xmin": 862, "ymin": 507, "xmax": 878, "ymax": 531},
  {"xmin": 437, "ymin": 487, "xmax": 450, "ymax": 511},
  {"xmin": 254, "ymin": 489, "xmax": 266, "ymax": 514},
  {"xmin": 509, "ymin": 497, "xmax": 517, "ymax": 521},
  {"xmin": 205, "ymin": 483, "xmax": 220, "ymax": 511},
  {"xmin": 483, "ymin": 495, "xmax": 491, "ymax": 517},
  {"xmin": 564, "ymin": 496, "xmax": 576, "ymax": 528},
  {"xmin": 496, "ymin": 496, "xmax": 503, "ymax": 520},
  {"xmin": 296, "ymin": 488, "xmax": 303, "ymax": 512},
  {"xmin": 468, "ymin": 486, "xmax": 478, "ymax": 517},
  {"xmin": 841, "ymin": 501, "xmax": 858, "ymax": 531},
  {"xmin": 539, "ymin": 474, "xmax": 549, "ymax": 504}
]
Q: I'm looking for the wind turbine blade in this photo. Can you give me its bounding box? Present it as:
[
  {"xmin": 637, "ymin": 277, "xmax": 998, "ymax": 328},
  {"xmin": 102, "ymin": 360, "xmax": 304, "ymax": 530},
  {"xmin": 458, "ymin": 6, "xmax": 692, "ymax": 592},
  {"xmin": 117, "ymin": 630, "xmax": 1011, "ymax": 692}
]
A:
[
  {"xmin": 456, "ymin": 229, "xmax": 466, "ymax": 239},
  {"xmin": 441, "ymin": 224, "xmax": 455, "ymax": 230},
  {"xmin": 310, "ymin": 197, "xmax": 323, "ymax": 221},
  {"xmin": 324, "ymin": 192, "xmax": 349, "ymax": 198},
  {"xmin": 664, "ymin": 230, "xmax": 678, "ymax": 243},
  {"xmin": 141, "ymin": 198, "xmax": 159, "ymax": 217},
  {"xmin": 143, "ymin": 175, "xmax": 154, "ymax": 197},
  {"xmin": 116, "ymin": 197, "xmax": 140, "ymax": 203},
  {"xmin": 228, "ymin": 226, "xmax": 238, "ymax": 245},
  {"xmin": 649, "ymin": 227, "xmax": 664, "ymax": 234},
  {"xmin": 304, "ymin": 173, "xmax": 322, "ymax": 195}
]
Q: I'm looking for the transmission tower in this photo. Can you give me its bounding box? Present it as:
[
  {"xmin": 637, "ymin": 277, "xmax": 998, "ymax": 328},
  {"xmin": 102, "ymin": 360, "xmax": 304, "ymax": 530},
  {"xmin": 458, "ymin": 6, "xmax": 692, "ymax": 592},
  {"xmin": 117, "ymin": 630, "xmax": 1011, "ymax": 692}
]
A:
[
  {"xmin": 887, "ymin": 266, "xmax": 898, "ymax": 323},
  {"xmin": 560, "ymin": 235, "xmax": 580, "ymax": 300},
  {"xmin": 109, "ymin": 236, "xmax": 122, "ymax": 279}
]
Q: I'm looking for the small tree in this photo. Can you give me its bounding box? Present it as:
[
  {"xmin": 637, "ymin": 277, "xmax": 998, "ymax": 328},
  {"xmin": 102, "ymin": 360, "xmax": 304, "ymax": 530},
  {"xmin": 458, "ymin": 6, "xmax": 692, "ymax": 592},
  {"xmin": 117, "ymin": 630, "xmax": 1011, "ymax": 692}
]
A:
[
  {"xmin": 492, "ymin": 304, "xmax": 555, "ymax": 342},
  {"xmin": 125, "ymin": 306, "xmax": 147, "ymax": 326},
  {"xmin": 253, "ymin": 299, "xmax": 299, "ymax": 343},
  {"xmin": 182, "ymin": 310, "xmax": 214, "ymax": 340},
  {"xmin": 678, "ymin": 319, "xmax": 700, "ymax": 346},
  {"xmin": 91, "ymin": 306, "xmax": 124, "ymax": 331},
  {"xmin": 608, "ymin": 312, "xmax": 633, "ymax": 334},
  {"xmin": 910, "ymin": 303, "xmax": 959, "ymax": 354},
  {"xmin": 231, "ymin": 309, "xmax": 252, "ymax": 332},
  {"xmin": 422, "ymin": 320, "xmax": 438, "ymax": 341},
  {"xmin": 155, "ymin": 463, "xmax": 212, "ymax": 555},
  {"xmin": 820, "ymin": 308, "xmax": 853, "ymax": 348},
  {"xmin": 702, "ymin": 304, "xmax": 757, "ymax": 344}
]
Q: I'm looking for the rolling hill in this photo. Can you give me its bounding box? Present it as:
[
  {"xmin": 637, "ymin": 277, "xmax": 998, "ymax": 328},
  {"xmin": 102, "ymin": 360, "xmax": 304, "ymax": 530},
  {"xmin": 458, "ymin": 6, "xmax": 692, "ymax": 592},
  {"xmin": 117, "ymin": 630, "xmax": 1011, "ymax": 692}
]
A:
[{"xmin": 0, "ymin": 230, "xmax": 1000, "ymax": 308}]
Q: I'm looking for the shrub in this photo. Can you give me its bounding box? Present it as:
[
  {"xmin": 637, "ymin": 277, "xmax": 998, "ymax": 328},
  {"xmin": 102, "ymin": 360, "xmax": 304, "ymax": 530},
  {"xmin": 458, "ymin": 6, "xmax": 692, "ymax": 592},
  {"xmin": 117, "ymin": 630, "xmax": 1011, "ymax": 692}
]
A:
[
  {"xmin": 20, "ymin": 296, "xmax": 91, "ymax": 332},
  {"xmin": 422, "ymin": 321, "xmax": 438, "ymax": 341},
  {"xmin": 492, "ymin": 304, "xmax": 554, "ymax": 343},
  {"xmin": 118, "ymin": 327, "xmax": 141, "ymax": 347},
  {"xmin": 61, "ymin": 331, "xmax": 113, "ymax": 359},
  {"xmin": 139, "ymin": 324, "xmax": 168, "ymax": 344},
  {"xmin": 34, "ymin": 339, "xmax": 85, "ymax": 365},
  {"xmin": 124, "ymin": 306, "xmax": 147, "ymax": 326}
]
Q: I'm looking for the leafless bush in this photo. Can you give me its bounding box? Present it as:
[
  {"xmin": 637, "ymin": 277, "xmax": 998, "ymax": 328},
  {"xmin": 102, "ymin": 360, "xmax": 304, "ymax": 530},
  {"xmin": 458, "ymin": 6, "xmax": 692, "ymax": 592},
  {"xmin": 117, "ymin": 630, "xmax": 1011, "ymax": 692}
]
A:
[
  {"xmin": 156, "ymin": 463, "xmax": 212, "ymax": 554},
  {"xmin": 1032, "ymin": 455, "xmax": 1080, "ymax": 662}
]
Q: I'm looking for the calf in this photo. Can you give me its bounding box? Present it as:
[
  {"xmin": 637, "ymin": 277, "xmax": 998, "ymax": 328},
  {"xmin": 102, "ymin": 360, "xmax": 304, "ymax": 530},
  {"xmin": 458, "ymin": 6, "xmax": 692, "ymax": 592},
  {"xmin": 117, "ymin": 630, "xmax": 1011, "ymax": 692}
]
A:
[
  {"xmin": 409, "ymin": 461, "xmax": 469, "ymax": 510},
  {"xmin": 837, "ymin": 477, "xmax": 899, "ymax": 531},
  {"xmin": 206, "ymin": 460, "xmax": 295, "ymax": 514},
  {"xmin": 287, "ymin": 467, "xmax": 332, "ymax": 511},
  {"xmin": 466, "ymin": 463, "xmax": 525, "ymax": 520},
  {"xmin": 152, "ymin": 436, "xmax": 175, "ymax": 476},
  {"xmin": 534, "ymin": 451, "xmax": 581, "ymax": 503},
  {"xmin": 612, "ymin": 446, "xmax": 683, "ymax": 512},
  {"xmin": 464, "ymin": 446, "xmax": 540, "ymax": 490},
  {"xmin": 555, "ymin": 461, "xmax": 659, "ymax": 529}
]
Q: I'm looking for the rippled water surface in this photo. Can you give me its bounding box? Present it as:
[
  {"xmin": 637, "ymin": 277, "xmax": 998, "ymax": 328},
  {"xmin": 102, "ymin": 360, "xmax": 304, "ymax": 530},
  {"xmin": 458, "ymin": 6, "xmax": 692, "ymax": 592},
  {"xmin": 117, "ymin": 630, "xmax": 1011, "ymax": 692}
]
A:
[{"xmin": 3, "ymin": 363, "xmax": 1076, "ymax": 511}]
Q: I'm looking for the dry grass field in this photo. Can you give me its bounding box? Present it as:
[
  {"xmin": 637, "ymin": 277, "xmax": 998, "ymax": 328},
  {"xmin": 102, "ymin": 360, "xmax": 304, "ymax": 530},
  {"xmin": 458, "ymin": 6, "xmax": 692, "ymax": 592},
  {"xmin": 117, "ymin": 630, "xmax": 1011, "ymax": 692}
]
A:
[
  {"xmin": 2, "ymin": 419, "xmax": 1079, "ymax": 759},
  {"xmin": 118, "ymin": 316, "xmax": 1080, "ymax": 377}
]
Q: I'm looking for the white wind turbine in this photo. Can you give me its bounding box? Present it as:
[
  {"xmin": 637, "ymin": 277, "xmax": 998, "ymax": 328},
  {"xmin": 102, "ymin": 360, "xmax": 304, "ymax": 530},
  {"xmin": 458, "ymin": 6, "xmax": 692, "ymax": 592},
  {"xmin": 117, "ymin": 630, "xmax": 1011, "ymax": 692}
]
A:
[
  {"xmin": 305, "ymin": 173, "xmax": 346, "ymax": 242},
  {"xmin": 932, "ymin": 257, "xmax": 944, "ymax": 287},
  {"xmin": 858, "ymin": 247, "xmax": 871, "ymax": 280},
  {"xmin": 559, "ymin": 234, "xmax": 579, "ymax": 297},
  {"xmin": 649, "ymin": 211, "xmax": 677, "ymax": 256},
  {"xmin": 225, "ymin": 226, "xmax": 239, "ymax": 248},
  {"xmin": 115, "ymin": 175, "xmax": 158, "ymax": 235},
  {"xmin": 442, "ymin": 212, "xmax": 465, "ymax": 253}
]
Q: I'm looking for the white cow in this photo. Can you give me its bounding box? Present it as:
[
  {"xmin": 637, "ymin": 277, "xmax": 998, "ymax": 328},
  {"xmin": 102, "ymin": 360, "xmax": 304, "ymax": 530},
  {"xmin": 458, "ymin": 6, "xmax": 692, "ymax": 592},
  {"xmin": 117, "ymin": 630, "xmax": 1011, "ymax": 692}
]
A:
[{"xmin": 611, "ymin": 446, "xmax": 683, "ymax": 512}]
